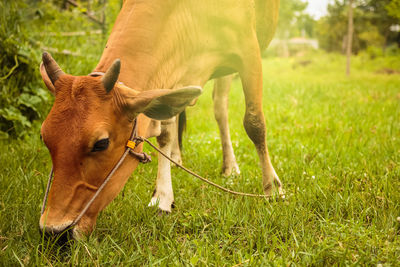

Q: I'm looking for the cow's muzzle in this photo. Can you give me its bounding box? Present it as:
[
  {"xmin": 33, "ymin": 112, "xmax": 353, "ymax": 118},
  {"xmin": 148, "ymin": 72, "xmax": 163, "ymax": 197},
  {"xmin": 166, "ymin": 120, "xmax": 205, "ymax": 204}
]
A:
[{"xmin": 39, "ymin": 221, "xmax": 77, "ymax": 243}]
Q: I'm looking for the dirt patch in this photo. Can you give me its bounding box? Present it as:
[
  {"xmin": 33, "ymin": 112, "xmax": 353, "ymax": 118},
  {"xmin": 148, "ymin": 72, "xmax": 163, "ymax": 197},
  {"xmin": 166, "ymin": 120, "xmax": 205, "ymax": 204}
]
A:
[
  {"xmin": 376, "ymin": 68, "xmax": 400, "ymax": 75},
  {"xmin": 293, "ymin": 60, "xmax": 312, "ymax": 69}
]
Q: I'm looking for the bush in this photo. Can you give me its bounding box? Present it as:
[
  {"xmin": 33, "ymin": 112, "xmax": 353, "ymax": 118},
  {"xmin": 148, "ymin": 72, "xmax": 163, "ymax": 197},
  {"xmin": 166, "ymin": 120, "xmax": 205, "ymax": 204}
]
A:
[
  {"xmin": 0, "ymin": 0, "xmax": 121, "ymax": 139},
  {"xmin": 365, "ymin": 46, "xmax": 384, "ymax": 59},
  {"xmin": 385, "ymin": 44, "xmax": 400, "ymax": 56},
  {"xmin": 0, "ymin": 1, "xmax": 51, "ymax": 139}
]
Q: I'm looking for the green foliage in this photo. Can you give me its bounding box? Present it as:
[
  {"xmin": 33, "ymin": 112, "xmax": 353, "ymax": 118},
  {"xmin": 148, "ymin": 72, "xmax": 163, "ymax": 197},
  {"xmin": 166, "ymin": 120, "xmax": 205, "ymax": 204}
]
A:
[
  {"xmin": 0, "ymin": 52, "xmax": 399, "ymax": 265},
  {"xmin": 385, "ymin": 43, "xmax": 400, "ymax": 55},
  {"xmin": 297, "ymin": 13, "xmax": 316, "ymax": 38},
  {"xmin": 358, "ymin": 24, "xmax": 386, "ymax": 47},
  {"xmin": 0, "ymin": 0, "xmax": 121, "ymax": 139},
  {"xmin": 317, "ymin": 0, "xmax": 400, "ymax": 53},
  {"xmin": 386, "ymin": 0, "xmax": 400, "ymax": 20},
  {"xmin": 365, "ymin": 45, "xmax": 385, "ymax": 59},
  {"xmin": 0, "ymin": 1, "xmax": 48, "ymax": 138},
  {"xmin": 277, "ymin": 0, "xmax": 316, "ymax": 39}
]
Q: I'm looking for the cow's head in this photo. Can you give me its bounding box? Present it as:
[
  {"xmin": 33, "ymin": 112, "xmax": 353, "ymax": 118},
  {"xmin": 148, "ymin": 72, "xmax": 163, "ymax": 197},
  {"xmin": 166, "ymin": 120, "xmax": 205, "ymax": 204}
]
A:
[{"xmin": 38, "ymin": 52, "xmax": 201, "ymax": 239}]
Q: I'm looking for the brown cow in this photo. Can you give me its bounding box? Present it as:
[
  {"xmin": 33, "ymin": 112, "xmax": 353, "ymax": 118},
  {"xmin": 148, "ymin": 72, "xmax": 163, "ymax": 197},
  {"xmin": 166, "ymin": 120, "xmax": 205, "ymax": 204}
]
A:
[{"xmin": 39, "ymin": 0, "xmax": 283, "ymax": 239}]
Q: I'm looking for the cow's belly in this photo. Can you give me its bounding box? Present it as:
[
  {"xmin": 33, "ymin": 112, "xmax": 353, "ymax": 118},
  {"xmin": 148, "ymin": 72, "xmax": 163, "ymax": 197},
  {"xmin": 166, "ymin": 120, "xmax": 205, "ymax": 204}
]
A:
[{"xmin": 167, "ymin": 50, "xmax": 241, "ymax": 89}]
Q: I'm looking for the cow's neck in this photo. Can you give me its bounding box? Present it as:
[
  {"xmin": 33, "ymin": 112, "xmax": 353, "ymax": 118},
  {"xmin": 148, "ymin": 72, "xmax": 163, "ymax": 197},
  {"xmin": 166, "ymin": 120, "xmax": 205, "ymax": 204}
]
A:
[{"xmin": 94, "ymin": 1, "xmax": 205, "ymax": 91}]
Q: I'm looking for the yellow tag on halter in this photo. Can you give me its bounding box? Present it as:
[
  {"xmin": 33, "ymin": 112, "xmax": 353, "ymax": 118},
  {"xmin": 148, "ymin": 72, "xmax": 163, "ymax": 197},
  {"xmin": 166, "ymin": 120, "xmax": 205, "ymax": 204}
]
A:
[{"xmin": 126, "ymin": 140, "xmax": 136, "ymax": 150}]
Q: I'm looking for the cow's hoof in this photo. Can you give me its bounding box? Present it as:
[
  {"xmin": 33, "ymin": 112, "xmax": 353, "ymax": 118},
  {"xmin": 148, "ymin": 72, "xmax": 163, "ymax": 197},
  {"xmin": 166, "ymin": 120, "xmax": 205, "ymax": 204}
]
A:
[
  {"xmin": 278, "ymin": 188, "xmax": 286, "ymax": 200},
  {"xmin": 148, "ymin": 197, "xmax": 173, "ymax": 213},
  {"xmin": 156, "ymin": 202, "xmax": 175, "ymax": 216},
  {"xmin": 265, "ymin": 188, "xmax": 286, "ymax": 202},
  {"xmin": 157, "ymin": 209, "xmax": 171, "ymax": 216},
  {"xmin": 171, "ymin": 153, "xmax": 182, "ymax": 166},
  {"xmin": 222, "ymin": 163, "xmax": 240, "ymax": 176}
]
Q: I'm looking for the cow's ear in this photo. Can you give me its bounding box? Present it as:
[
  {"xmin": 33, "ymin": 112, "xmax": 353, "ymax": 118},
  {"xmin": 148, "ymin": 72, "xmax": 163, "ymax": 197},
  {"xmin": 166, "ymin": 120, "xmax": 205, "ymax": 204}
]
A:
[
  {"xmin": 119, "ymin": 85, "xmax": 202, "ymax": 120},
  {"xmin": 40, "ymin": 62, "xmax": 56, "ymax": 94}
]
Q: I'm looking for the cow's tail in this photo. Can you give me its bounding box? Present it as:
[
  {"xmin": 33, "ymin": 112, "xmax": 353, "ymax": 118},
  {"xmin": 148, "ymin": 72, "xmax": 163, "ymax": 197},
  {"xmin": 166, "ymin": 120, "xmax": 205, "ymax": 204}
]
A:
[{"xmin": 178, "ymin": 110, "xmax": 186, "ymax": 150}]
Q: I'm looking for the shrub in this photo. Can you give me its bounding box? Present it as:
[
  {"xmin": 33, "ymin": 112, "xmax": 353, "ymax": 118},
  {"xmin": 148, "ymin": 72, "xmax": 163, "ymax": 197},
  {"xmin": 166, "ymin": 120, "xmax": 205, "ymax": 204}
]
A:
[
  {"xmin": 365, "ymin": 46, "xmax": 384, "ymax": 59},
  {"xmin": 0, "ymin": 1, "xmax": 50, "ymax": 139},
  {"xmin": 0, "ymin": 0, "xmax": 119, "ymax": 139}
]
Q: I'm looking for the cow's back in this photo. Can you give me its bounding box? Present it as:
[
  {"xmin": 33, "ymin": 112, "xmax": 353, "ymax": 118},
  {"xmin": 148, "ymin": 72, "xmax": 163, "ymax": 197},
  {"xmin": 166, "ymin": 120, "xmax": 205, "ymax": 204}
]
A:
[{"xmin": 96, "ymin": 0, "xmax": 280, "ymax": 88}]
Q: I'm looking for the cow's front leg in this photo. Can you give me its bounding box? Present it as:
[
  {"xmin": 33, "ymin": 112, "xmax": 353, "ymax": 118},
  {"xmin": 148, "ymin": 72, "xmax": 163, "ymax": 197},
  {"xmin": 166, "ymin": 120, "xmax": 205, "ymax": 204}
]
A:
[
  {"xmin": 213, "ymin": 75, "xmax": 240, "ymax": 176},
  {"xmin": 148, "ymin": 118, "xmax": 176, "ymax": 212}
]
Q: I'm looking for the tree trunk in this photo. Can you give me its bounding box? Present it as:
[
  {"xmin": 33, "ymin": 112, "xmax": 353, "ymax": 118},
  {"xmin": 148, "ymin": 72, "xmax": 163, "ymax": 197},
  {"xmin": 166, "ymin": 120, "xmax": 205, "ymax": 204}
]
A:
[{"xmin": 346, "ymin": 0, "xmax": 354, "ymax": 76}]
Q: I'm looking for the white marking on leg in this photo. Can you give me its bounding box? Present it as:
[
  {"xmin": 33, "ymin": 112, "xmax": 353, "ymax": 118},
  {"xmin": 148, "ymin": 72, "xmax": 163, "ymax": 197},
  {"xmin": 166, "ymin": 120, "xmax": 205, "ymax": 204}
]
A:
[{"xmin": 148, "ymin": 118, "xmax": 176, "ymax": 212}]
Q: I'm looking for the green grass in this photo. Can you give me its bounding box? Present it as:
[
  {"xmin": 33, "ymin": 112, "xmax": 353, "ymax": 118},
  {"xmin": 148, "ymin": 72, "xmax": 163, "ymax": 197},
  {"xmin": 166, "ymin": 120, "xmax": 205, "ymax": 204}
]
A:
[{"xmin": 1, "ymin": 52, "xmax": 400, "ymax": 265}]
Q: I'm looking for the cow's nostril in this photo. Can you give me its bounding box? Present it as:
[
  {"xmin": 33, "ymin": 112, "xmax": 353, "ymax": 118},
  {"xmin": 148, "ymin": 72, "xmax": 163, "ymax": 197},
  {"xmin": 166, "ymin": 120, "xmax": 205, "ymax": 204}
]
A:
[
  {"xmin": 39, "ymin": 224, "xmax": 75, "ymax": 244},
  {"xmin": 53, "ymin": 228, "xmax": 73, "ymax": 245}
]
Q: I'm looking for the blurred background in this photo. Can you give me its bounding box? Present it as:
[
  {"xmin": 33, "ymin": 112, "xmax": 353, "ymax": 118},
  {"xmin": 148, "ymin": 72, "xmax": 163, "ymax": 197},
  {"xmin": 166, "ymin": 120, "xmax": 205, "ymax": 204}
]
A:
[{"xmin": 0, "ymin": 0, "xmax": 399, "ymax": 139}]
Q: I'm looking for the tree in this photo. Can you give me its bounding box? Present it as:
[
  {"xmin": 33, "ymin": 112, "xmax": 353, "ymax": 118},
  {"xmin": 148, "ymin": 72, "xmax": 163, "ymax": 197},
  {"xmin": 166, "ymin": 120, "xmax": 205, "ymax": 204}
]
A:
[
  {"xmin": 317, "ymin": 1, "xmax": 351, "ymax": 53},
  {"xmin": 386, "ymin": 0, "xmax": 400, "ymax": 20},
  {"xmin": 359, "ymin": 0, "xmax": 400, "ymax": 47},
  {"xmin": 276, "ymin": 0, "xmax": 309, "ymax": 39},
  {"xmin": 274, "ymin": 0, "xmax": 315, "ymax": 56},
  {"xmin": 317, "ymin": 0, "xmax": 399, "ymax": 53},
  {"xmin": 347, "ymin": 0, "xmax": 354, "ymax": 75}
]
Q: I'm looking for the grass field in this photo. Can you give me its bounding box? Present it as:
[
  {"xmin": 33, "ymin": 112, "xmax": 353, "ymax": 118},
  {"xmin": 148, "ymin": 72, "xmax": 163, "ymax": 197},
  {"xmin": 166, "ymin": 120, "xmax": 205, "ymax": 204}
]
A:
[{"xmin": 1, "ymin": 52, "xmax": 400, "ymax": 265}]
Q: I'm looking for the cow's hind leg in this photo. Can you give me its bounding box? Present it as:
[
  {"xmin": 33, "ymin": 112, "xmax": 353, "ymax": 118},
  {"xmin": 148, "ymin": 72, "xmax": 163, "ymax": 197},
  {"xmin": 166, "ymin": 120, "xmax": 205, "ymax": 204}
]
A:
[
  {"xmin": 213, "ymin": 75, "xmax": 240, "ymax": 176},
  {"xmin": 148, "ymin": 118, "xmax": 176, "ymax": 212},
  {"xmin": 170, "ymin": 114, "xmax": 182, "ymax": 165},
  {"xmin": 239, "ymin": 45, "xmax": 284, "ymax": 197}
]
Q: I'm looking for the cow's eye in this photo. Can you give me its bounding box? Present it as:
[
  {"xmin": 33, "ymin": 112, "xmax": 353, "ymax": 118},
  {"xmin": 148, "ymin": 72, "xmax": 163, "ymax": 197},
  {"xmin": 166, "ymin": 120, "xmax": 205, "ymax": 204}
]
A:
[{"xmin": 92, "ymin": 138, "xmax": 109, "ymax": 152}]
